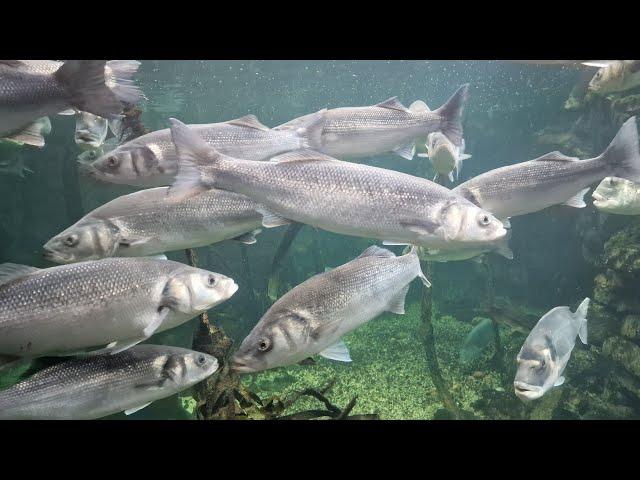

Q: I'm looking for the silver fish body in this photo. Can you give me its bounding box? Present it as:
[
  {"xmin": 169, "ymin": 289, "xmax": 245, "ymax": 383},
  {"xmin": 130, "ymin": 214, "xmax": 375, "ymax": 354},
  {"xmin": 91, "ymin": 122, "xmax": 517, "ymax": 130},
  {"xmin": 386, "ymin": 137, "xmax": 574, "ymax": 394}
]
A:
[
  {"xmin": 276, "ymin": 85, "xmax": 468, "ymax": 160},
  {"xmin": 168, "ymin": 120, "xmax": 507, "ymax": 253},
  {"xmin": 454, "ymin": 117, "xmax": 640, "ymax": 220},
  {"xmin": 44, "ymin": 187, "xmax": 265, "ymax": 263},
  {"xmin": 84, "ymin": 111, "xmax": 325, "ymax": 187},
  {"xmin": 0, "ymin": 258, "xmax": 237, "ymax": 360},
  {"xmin": 592, "ymin": 176, "xmax": 640, "ymax": 215},
  {"xmin": 514, "ymin": 298, "xmax": 589, "ymax": 401},
  {"xmin": 0, "ymin": 345, "xmax": 218, "ymax": 419},
  {"xmin": 232, "ymin": 246, "xmax": 430, "ymax": 372}
]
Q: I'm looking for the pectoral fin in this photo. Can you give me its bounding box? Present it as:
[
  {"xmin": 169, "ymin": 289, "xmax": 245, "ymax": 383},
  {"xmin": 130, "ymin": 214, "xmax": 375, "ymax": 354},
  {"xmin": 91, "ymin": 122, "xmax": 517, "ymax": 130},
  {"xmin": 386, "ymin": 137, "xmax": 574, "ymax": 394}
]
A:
[
  {"xmin": 562, "ymin": 188, "xmax": 590, "ymax": 208},
  {"xmin": 554, "ymin": 376, "xmax": 565, "ymax": 387},
  {"xmin": 392, "ymin": 143, "xmax": 416, "ymax": 160},
  {"xmin": 232, "ymin": 229, "xmax": 261, "ymax": 245},
  {"xmin": 124, "ymin": 402, "xmax": 152, "ymax": 415},
  {"xmin": 257, "ymin": 207, "xmax": 292, "ymax": 228},
  {"xmin": 3, "ymin": 118, "xmax": 52, "ymax": 148},
  {"xmin": 319, "ymin": 340, "xmax": 352, "ymax": 362}
]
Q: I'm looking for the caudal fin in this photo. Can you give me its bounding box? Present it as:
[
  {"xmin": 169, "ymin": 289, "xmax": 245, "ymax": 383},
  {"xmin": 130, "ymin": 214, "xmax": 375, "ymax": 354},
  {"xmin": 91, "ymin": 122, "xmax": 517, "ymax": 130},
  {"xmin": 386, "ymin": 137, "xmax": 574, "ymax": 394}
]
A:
[
  {"xmin": 105, "ymin": 60, "xmax": 144, "ymax": 105},
  {"xmin": 600, "ymin": 116, "xmax": 640, "ymax": 182},
  {"xmin": 434, "ymin": 84, "xmax": 469, "ymax": 147},
  {"xmin": 55, "ymin": 60, "xmax": 123, "ymax": 118},
  {"xmin": 297, "ymin": 109, "xmax": 327, "ymax": 151},
  {"xmin": 573, "ymin": 297, "xmax": 590, "ymax": 345},
  {"xmin": 168, "ymin": 118, "xmax": 218, "ymax": 201}
]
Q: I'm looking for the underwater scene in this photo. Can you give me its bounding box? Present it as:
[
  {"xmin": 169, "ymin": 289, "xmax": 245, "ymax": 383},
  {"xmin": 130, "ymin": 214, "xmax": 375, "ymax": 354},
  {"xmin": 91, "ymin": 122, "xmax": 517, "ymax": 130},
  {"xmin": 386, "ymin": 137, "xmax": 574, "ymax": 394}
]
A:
[{"xmin": 1, "ymin": 59, "xmax": 640, "ymax": 420}]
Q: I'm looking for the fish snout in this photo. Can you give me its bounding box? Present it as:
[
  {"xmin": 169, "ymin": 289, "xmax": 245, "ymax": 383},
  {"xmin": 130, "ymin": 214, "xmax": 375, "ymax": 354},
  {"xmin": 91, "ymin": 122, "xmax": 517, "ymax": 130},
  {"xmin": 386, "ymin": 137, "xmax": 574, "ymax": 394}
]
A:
[
  {"xmin": 229, "ymin": 354, "xmax": 256, "ymax": 374},
  {"xmin": 514, "ymin": 381, "xmax": 544, "ymax": 401}
]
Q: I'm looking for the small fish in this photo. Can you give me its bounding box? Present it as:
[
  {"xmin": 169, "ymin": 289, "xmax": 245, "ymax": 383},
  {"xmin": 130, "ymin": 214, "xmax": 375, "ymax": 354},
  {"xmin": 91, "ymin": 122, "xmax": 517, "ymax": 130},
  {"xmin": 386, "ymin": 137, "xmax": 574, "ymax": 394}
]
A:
[
  {"xmin": 454, "ymin": 117, "xmax": 640, "ymax": 221},
  {"xmin": 82, "ymin": 111, "xmax": 325, "ymax": 187},
  {"xmin": 231, "ymin": 246, "xmax": 430, "ymax": 373},
  {"xmin": 514, "ymin": 298, "xmax": 589, "ymax": 401},
  {"xmin": 75, "ymin": 111, "xmax": 109, "ymax": 149},
  {"xmin": 276, "ymin": 85, "xmax": 469, "ymax": 160},
  {"xmin": 588, "ymin": 60, "xmax": 640, "ymax": 95},
  {"xmin": 167, "ymin": 119, "xmax": 507, "ymax": 255},
  {"xmin": 0, "ymin": 60, "xmax": 138, "ymax": 148},
  {"xmin": 418, "ymin": 132, "xmax": 471, "ymax": 182},
  {"xmin": 0, "ymin": 345, "xmax": 218, "ymax": 420},
  {"xmin": 0, "ymin": 258, "xmax": 237, "ymax": 366},
  {"xmin": 44, "ymin": 187, "xmax": 265, "ymax": 263},
  {"xmin": 592, "ymin": 176, "xmax": 640, "ymax": 215},
  {"xmin": 460, "ymin": 318, "xmax": 496, "ymax": 365}
]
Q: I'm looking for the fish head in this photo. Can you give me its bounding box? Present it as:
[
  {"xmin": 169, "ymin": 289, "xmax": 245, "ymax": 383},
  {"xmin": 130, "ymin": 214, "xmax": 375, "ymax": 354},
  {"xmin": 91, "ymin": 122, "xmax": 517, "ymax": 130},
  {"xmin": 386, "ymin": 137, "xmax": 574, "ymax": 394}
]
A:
[
  {"xmin": 163, "ymin": 268, "xmax": 238, "ymax": 314},
  {"xmin": 514, "ymin": 337, "xmax": 557, "ymax": 401},
  {"xmin": 593, "ymin": 176, "xmax": 637, "ymax": 212},
  {"xmin": 43, "ymin": 220, "xmax": 121, "ymax": 264},
  {"xmin": 231, "ymin": 309, "xmax": 311, "ymax": 373},
  {"xmin": 439, "ymin": 200, "xmax": 507, "ymax": 246},
  {"xmin": 75, "ymin": 112, "xmax": 108, "ymax": 149},
  {"xmin": 587, "ymin": 64, "xmax": 622, "ymax": 94},
  {"xmin": 86, "ymin": 145, "xmax": 163, "ymax": 185},
  {"xmin": 153, "ymin": 349, "xmax": 219, "ymax": 389},
  {"xmin": 427, "ymin": 132, "xmax": 457, "ymax": 173}
]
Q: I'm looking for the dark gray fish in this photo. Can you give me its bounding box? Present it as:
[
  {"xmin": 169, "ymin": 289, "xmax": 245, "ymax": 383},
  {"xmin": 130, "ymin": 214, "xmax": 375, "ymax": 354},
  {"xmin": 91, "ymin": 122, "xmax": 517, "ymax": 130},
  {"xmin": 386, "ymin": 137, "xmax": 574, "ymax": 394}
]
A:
[
  {"xmin": 0, "ymin": 345, "xmax": 218, "ymax": 419},
  {"xmin": 44, "ymin": 187, "xmax": 265, "ymax": 263},
  {"xmin": 231, "ymin": 246, "xmax": 429, "ymax": 373},
  {"xmin": 454, "ymin": 117, "xmax": 640, "ymax": 222}
]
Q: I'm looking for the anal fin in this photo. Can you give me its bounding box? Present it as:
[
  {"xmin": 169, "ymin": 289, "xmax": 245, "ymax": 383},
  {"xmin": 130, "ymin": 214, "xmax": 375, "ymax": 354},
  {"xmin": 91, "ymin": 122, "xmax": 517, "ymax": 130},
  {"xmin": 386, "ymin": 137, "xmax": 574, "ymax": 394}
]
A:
[
  {"xmin": 392, "ymin": 143, "xmax": 416, "ymax": 160},
  {"xmin": 319, "ymin": 340, "xmax": 352, "ymax": 362},
  {"xmin": 124, "ymin": 402, "xmax": 152, "ymax": 415},
  {"xmin": 387, "ymin": 284, "xmax": 410, "ymax": 314},
  {"xmin": 257, "ymin": 208, "xmax": 292, "ymax": 228},
  {"xmin": 562, "ymin": 188, "xmax": 590, "ymax": 208},
  {"xmin": 3, "ymin": 118, "xmax": 52, "ymax": 148}
]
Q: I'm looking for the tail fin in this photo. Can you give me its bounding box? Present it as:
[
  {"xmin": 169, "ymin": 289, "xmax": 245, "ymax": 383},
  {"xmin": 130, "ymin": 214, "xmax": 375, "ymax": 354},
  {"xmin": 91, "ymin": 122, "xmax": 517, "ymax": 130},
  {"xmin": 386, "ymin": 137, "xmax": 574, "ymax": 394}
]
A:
[
  {"xmin": 168, "ymin": 118, "xmax": 218, "ymax": 202},
  {"xmin": 573, "ymin": 297, "xmax": 590, "ymax": 344},
  {"xmin": 434, "ymin": 84, "xmax": 469, "ymax": 147},
  {"xmin": 105, "ymin": 60, "xmax": 144, "ymax": 105},
  {"xmin": 408, "ymin": 246, "xmax": 431, "ymax": 287},
  {"xmin": 600, "ymin": 116, "xmax": 640, "ymax": 182},
  {"xmin": 55, "ymin": 60, "xmax": 123, "ymax": 118},
  {"xmin": 297, "ymin": 109, "xmax": 327, "ymax": 150}
]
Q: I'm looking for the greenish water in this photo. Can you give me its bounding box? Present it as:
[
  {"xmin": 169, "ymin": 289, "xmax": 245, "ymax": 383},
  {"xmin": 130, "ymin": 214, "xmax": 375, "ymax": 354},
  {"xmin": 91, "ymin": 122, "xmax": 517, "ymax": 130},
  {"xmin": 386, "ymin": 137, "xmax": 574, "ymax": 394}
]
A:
[{"xmin": 1, "ymin": 60, "xmax": 640, "ymax": 420}]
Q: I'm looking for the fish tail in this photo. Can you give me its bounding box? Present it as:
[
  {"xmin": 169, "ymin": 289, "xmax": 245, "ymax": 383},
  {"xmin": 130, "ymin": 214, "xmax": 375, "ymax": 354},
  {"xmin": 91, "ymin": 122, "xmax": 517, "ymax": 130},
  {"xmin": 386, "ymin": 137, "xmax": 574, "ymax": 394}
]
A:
[
  {"xmin": 600, "ymin": 116, "xmax": 640, "ymax": 182},
  {"xmin": 105, "ymin": 60, "xmax": 145, "ymax": 105},
  {"xmin": 167, "ymin": 118, "xmax": 218, "ymax": 202},
  {"xmin": 54, "ymin": 60, "xmax": 124, "ymax": 119},
  {"xmin": 298, "ymin": 109, "xmax": 327, "ymax": 150},
  {"xmin": 434, "ymin": 84, "xmax": 469, "ymax": 147},
  {"xmin": 574, "ymin": 297, "xmax": 589, "ymax": 345}
]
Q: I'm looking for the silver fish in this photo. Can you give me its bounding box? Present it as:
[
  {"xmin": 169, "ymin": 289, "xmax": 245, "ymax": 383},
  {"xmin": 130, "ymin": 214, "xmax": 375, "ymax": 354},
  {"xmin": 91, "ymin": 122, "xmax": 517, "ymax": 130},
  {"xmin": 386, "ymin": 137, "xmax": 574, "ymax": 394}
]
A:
[
  {"xmin": 0, "ymin": 345, "xmax": 218, "ymax": 420},
  {"xmin": 44, "ymin": 187, "xmax": 265, "ymax": 263},
  {"xmin": 0, "ymin": 60, "xmax": 137, "ymax": 148},
  {"xmin": 275, "ymin": 85, "xmax": 469, "ymax": 160},
  {"xmin": 408, "ymin": 230, "xmax": 513, "ymax": 262},
  {"xmin": 460, "ymin": 318, "xmax": 496, "ymax": 365},
  {"xmin": 418, "ymin": 132, "xmax": 472, "ymax": 182},
  {"xmin": 453, "ymin": 116, "xmax": 640, "ymax": 222},
  {"xmin": 0, "ymin": 258, "xmax": 237, "ymax": 365},
  {"xmin": 592, "ymin": 176, "xmax": 640, "ymax": 215},
  {"xmin": 588, "ymin": 60, "xmax": 640, "ymax": 95},
  {"xmin": 82, "ymin": 111, "xmax": 325, "ymax": 187},
  {"xmin": 514, "ymin": 298, "xmax": 589, "ymax": 401},
  {"xmin": 231, "ymin": 246, "xmax": 430, "ymax": 372},
  {"xmin": 75, "ymin": 111, "xmax": 109, "ymax": 149},
  {"xmin": 167, "ymin": 119, "xmax": 507, "ymax": 254}
]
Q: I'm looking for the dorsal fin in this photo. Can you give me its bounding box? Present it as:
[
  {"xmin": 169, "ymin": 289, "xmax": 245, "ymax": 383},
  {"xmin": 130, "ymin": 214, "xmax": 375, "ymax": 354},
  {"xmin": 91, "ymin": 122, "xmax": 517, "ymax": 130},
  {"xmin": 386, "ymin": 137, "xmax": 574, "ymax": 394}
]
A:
[
  {"xmin": 0, "ymin": 263, "xmax": 41, "ymax": 286},
  {"xmin": 533, "ymin": 151, "xmax": 579, "ymax": 162},
  {"xmin": 269, "ymin": 149, "xmax": 337, "ymax": 164},
  {"xmin": 227, "ymin": 114, "xmax": 269, "ymax": 131},
  {"xmin": 409, "ymin": 100, "xmax": 430, "ymax": 112},
  {"xmin": 375, "ymin": 97, "xmax": 410, "ymax": 112},
  {"xmin": 356, "ymin": 245, "xmax": 396, "ymax": 259}
]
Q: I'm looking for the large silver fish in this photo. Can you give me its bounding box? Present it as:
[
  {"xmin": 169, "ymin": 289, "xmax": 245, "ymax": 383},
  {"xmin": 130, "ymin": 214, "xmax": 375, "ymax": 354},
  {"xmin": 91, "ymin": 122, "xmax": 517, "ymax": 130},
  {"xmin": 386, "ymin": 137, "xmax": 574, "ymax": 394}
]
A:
[
  {"xmin": 592, "ymin": 176, "xmax": 640, "ymax": 215},
  {"xmin": 0, "ymin": 60, "xmax": 139, "ymax": 148},
  {"xmin": 0, "ymin": 345, "xmax": 218, "ymax": 420},
  {"xmin": 82, "ymin": 111, "xmax": 325, "ymax": 187},
  {"xmin": 43, "ymin": 187, "xmax": 265, "ymax": 263},
  {"xmin": 453, "ymin": 116, "xmax": 640, "ymax": 222},
  {"xmin": 167, "ymin": 119, "xmax": 507, "ymax": 254},
  {"xmin": 514, "ymin": 298, "xmax": 589, "ymax": 401},
  {"xmin": 0, "ymin": 258, "xmax": 237, "ymax": 366},
  {"xmin": 275, "ymin": 85, "xmax": 469, "ymax": 160},
  {"xmin": 231, "ymin": 246, "xmax": 430, "ymax": 373}
]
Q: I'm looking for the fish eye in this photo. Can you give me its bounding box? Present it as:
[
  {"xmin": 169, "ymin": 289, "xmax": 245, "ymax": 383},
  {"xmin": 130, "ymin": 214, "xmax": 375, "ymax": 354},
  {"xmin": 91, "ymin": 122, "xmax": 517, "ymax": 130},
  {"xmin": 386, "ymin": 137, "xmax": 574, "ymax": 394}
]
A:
[
  {"xmin": 63, "ymin": 234, "xmax": 78, "ymax": 247},
  {"xmin": 106, "ymin": 156, "xmax": 119, "ymax": 168},
  {"xmin": 258, "ymin": 338, "xmax": 272, "ymax": 352},
  {"xmin": 207, "ymin": 274, "xmax": 217, "ymax": 287},
  {"xmin": 477, "ymin": 213, "xmax": 491, "ymax": 226},
  {"xmin": 196, "ymin": 354, "xmax": 207, "ymax": 366},
  {"xmin": 609, "ymin": 178, "xmax": 616, "ymax": 186}
]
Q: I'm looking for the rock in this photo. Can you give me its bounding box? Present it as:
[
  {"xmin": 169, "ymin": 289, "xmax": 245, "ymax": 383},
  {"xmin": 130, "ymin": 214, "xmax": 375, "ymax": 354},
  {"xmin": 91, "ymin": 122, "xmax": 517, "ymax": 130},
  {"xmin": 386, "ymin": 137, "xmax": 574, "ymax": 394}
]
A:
[
  {"xmin": 603, "ymin": 221, "xmax": 640, "ymax": 275},
  {"xmin": 593, "ymin": 271, "xmax": 625, "ymax": 305},
  {"xmin": 529, "ymin": 387, "xmax": 564, "ymax": 420},
  {"xmin": 588, "ymin": 301, "xmax": 619, "ymax": 345},
  {"xmin": 622, "ymin": 315, "xmax": 640, "ymax": 341},
  {"xmin": 602, "ymin": 336, "xmax": 640, "ymax": 377},
  {"xmin": 472, "ymin": 371, "xmax": 486, "ymax": 380}
]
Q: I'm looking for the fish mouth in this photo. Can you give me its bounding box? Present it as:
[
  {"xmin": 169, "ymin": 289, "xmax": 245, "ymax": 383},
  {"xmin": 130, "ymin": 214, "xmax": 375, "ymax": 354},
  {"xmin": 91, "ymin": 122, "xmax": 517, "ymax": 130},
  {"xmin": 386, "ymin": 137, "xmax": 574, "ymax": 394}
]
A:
[
  {"xmin": 229, "ymin": 357, "xmax": 256, "ymax": 374},
  {"xmin": 591, "ymin": 191, "xmax": 606, "ymax": 202},
  {"xmin": 513, "ymin": 381, "xmax": 543, "ymax": 401},
  {"xmin": 42, "ymin": 246, "xmax": 70, "ymax": 264}
]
